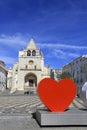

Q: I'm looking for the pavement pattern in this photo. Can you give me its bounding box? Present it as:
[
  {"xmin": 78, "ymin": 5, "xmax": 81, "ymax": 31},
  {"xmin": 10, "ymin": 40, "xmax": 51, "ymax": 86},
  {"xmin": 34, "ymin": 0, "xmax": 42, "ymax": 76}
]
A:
[
  {"xmin": 0, "ymin": 95, "xmax": 86, "ymax": 114},
  {"xmin": 0, "ymin": 94, "xmax": 87, "ymax": 130}
]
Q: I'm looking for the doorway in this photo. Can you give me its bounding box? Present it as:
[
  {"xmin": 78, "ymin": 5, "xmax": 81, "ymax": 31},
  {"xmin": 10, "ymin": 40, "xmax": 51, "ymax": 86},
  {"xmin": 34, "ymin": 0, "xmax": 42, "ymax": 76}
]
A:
[
  {"xmin": 25, "ymin": 73, "xmax": 37, "ymax": 88},
  {"xmin": 29, "ymin": 79, "xmax": 34, "ymax": 87}
]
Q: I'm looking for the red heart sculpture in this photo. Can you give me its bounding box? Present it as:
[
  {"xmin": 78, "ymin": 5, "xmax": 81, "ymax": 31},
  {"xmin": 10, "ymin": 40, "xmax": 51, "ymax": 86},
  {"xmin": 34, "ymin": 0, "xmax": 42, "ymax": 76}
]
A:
[{"xmin": 38, "ymin": 78, "xmax": 77, "ymax": 112}]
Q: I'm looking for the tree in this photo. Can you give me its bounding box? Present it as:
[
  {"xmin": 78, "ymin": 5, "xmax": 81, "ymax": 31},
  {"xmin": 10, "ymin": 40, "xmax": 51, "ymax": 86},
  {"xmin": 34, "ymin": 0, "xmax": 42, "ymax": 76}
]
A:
[{"xmin": 60, "ymin": 72, "xmax": 72, "ymax": 79}]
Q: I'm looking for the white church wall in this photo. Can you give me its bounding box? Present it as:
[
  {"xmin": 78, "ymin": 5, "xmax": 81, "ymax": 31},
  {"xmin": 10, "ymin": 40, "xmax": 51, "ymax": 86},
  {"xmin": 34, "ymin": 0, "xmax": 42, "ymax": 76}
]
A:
[{"xmin": 9, "ymin": 39, "xmax": 50, "ymax": 92}]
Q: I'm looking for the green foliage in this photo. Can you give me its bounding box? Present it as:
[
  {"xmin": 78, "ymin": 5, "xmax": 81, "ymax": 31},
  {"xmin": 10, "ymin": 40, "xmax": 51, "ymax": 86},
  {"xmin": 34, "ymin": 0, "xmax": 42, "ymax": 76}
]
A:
[{"xmin": 60, "ymin": 72, "xmax": 72, "ymax": 79}]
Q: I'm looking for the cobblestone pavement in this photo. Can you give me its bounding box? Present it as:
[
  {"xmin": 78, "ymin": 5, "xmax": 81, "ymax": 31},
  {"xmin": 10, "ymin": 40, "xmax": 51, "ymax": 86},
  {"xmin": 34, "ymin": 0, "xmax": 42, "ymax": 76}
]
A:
[
  {"xmin": 0, "ymin": 95, "xmax": 85, "ymax": 114},
  {"xmin": 0, "ymin": 95, "xmax": 87, "ymax": 130},
  {"xmin": 0, "ymin": 95, "xmax": 45, "ymax": 115},
  {"xmin": 0, "ymin": 95, "xmax": 86, "ymax": 115}
]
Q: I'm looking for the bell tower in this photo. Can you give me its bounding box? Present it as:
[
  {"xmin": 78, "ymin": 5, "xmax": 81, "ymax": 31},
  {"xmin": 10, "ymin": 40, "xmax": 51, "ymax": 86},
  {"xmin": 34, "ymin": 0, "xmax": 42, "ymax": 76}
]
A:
[
  {"xmin": 18, "ymin": 39, "xmax": 45, "ymax": 90},
  {"xmin": 9, "ymin": 38, "xmax": 50, "ymax": 92}
]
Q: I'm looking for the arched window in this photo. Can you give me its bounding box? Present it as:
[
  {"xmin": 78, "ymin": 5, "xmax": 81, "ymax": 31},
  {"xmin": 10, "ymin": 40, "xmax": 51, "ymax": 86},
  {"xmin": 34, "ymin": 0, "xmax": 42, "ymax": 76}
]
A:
[
  {"xmin": 32, "ymin": 50, "xmax": 36, "ymax": 56},
  {"xmin": 27, "ymin": 50, "xmax": 31, "ymax": 56}
]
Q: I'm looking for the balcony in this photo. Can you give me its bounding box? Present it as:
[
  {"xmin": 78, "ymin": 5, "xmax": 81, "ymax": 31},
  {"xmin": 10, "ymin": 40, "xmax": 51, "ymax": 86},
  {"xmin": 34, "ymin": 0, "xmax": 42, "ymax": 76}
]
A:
[{"xmin": 20, "ymin": 68, "xmax": 41, "ymax": 71}]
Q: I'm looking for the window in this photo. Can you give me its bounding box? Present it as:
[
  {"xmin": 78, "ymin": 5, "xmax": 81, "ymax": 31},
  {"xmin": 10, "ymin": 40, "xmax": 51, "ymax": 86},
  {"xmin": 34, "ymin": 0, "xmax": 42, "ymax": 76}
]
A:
[
  {"xmin": 16, "ymin": 68, "xmax": 18, "ymax": 72},
  {"xmin": 34, "ymin": 65, "xmax": 36, "ymax": 69},
  {"xmin": 73, "ymin": 72, "xmax": 74, "ymax": 77},
  {"xmin": 77, "ymin": 71, "xmax": 79, "ymax": 74},
  {"xmin": 27, "ymin": 50, "xmax": 31, "ymax": 56},
  {"xmin": 76, "ymin": 78, "xmax": 79, "ymax": 83},
  {"xmin": 76, "ymin": 61, "xmax": 78, "ymax": 64},
  {"xmin": 80, "ymin": 68, "xmax": 83, "ymax": 73},
  {"xmin": 80, "ymin": 78, "xmax": 83, "ymax": 83},
  {"xmin": 32, "ymin": 50, "xmax": 36, "ymax": 56},
  {"xmin": 25, "ymin": 65, "xmax": 28, "ymax": 69}
]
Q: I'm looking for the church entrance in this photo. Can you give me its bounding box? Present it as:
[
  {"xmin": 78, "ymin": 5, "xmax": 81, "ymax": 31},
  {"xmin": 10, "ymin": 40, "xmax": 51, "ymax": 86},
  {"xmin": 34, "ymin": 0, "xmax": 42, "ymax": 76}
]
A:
[
  {"xmin": 24, "ymin": 73, "xmax": 37, "ymax": 92},
  {"xmin": 29, "ymin": 79, "xmax": 34, "ymax": 87}
]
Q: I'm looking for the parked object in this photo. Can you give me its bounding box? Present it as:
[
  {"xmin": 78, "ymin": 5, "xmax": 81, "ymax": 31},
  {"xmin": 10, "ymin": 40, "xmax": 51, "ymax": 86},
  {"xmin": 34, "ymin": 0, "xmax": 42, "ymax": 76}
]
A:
[{"xmin": 81, "ymin": 82, "xmax": 87, "ymax": 107}]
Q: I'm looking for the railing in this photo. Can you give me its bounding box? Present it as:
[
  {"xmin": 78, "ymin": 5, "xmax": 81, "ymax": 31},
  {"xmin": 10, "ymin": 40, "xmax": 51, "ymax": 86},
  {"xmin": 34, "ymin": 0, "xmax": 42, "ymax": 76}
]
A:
[{"xmin": 20, "ymin": 68, "xmax": 41, "ymax": 71}]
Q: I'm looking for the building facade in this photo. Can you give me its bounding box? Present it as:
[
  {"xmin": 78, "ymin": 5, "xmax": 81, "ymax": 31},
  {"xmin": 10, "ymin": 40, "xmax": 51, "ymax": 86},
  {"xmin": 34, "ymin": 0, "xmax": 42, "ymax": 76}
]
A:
[
  {"xmin": 62, "ymin": 55, "xmax": 87, "ymax": 95},
  {"xmin": 0, "ymin": 60, "xmax": 7, "ymax": 91},
  {"xmin": 7, "ymin": 39, "xmax": 50, "ymax": 93},
  {"xmin": 51, "ymin": 69, "xmax": 62, "ymax": 81}
]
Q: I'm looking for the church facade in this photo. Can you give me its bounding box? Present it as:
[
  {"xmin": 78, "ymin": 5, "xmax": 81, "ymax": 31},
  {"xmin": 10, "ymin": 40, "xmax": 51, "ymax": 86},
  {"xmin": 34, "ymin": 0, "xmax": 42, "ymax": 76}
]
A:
[{"xmin": 7, "ymin": 39, "xmax": 50, "ymax": 93}]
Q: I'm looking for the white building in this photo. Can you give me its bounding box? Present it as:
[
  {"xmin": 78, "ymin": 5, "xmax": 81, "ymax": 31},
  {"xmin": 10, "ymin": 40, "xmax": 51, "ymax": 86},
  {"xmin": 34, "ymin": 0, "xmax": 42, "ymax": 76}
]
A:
[
  {"xmin": 7, "ymin": 39, "xmax": 50, "ymax": 93},
  {"xmin": 7, "ymin": 68, "xmax": 12, "ymax": 90},
  {"xmin": 62, "ymin": 55, "xmax": 87, "ymax": 95},
  {"xmin": 0, "ymin": 60, "xmax": 7, "ymax": 91}
]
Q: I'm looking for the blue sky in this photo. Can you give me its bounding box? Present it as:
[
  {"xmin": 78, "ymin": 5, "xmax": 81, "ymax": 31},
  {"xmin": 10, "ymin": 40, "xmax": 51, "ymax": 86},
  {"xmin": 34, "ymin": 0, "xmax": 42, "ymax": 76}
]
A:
[{"xmin": 0, "ymin": 0, "xmax": 87, "ymax": 69}]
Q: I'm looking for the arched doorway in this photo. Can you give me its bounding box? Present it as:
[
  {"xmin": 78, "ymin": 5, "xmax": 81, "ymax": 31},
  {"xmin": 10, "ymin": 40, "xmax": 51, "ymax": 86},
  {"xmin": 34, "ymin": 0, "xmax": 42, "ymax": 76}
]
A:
[{"xmin": 24, "ymin": 73, "xmax": 37, "ymax": 90}]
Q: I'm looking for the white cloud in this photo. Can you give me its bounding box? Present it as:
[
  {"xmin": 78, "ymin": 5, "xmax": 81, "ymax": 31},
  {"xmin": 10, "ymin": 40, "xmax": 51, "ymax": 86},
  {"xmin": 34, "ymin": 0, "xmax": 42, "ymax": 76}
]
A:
[
  {"xmin": 38, "ymin": 43, "xmax": 87, "ymax": 50},
  {"xmin": 68, "ymin": 53, "xmax": 80, "ymax": 57},
  {"xmin": 0, "ymin": 34, "xmax": 86, "ymax": 66},
  {"xmin": 53, "ymin": 49, "xmax": 66, "ymax": 59},
  {"xmin": 0, "ymin": 56, "xmax": 17, "ymax": 66},
  {"xmin": 37, "ymin": 43, "xmax": 86, "ymax": 59},
  {"xmin": 0, "ymin": 34, "xmax": 87, "ymax": 50},
  {"xmin": 46, "ymin": 49, "xmax": 80, "ymax": 59},
  {"xmin": 0, "ymin": 34, "xmax": 26, "ymax": 48}
]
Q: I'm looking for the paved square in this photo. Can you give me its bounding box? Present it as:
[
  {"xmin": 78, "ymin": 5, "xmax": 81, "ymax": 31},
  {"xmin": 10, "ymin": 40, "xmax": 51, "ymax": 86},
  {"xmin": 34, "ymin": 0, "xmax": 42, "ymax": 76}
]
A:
[{"xmin": 0, "ymin": 94, "xmax": 87, "ymax": 129}]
